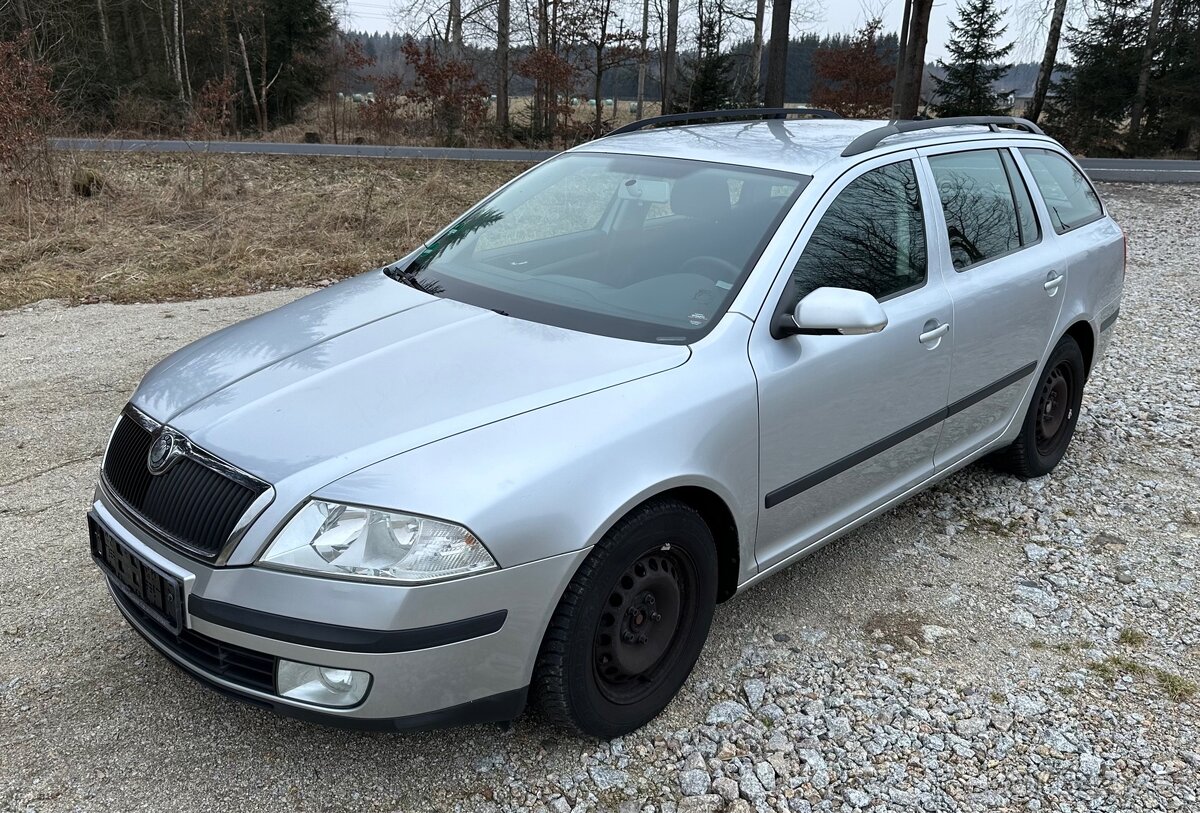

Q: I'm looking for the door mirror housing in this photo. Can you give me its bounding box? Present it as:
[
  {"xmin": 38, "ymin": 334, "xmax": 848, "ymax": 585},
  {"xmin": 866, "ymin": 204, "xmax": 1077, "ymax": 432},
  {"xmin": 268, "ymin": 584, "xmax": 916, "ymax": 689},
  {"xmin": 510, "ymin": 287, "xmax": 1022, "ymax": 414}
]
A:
[{"xmin": 776, "ymin": 287, "xmax": 889, "ymax": 337}]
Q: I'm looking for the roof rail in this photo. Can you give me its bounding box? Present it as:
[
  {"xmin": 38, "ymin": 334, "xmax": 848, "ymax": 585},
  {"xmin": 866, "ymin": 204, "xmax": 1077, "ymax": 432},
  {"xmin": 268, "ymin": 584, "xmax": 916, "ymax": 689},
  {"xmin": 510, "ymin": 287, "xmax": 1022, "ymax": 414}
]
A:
[
  {"xmin": 841, "ymin": 116, "xmax": 1046, "ymax": 158},
  {"xmin": 609, "ymin": 107, "xmax": 840, "ymax": 136}
]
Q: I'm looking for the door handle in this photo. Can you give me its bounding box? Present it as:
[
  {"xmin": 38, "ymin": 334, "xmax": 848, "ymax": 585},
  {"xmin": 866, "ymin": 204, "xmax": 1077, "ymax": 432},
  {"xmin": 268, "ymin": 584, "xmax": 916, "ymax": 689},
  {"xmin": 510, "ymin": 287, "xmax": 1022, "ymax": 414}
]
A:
[
  {"xmin": 919, "ymin": 322, "xmax": 950, "ymax": 344},
  {"xmin": 1044, "ymin": 271, "xmax": 1065, "ymax": 293}
]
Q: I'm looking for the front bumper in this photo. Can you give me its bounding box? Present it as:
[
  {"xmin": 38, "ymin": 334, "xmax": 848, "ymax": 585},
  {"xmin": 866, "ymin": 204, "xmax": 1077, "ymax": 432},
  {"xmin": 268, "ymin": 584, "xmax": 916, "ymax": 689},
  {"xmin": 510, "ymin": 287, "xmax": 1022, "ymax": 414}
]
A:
[{"xmin": 90, "ymin": 492, "xmax": 588, "ymax": 730}]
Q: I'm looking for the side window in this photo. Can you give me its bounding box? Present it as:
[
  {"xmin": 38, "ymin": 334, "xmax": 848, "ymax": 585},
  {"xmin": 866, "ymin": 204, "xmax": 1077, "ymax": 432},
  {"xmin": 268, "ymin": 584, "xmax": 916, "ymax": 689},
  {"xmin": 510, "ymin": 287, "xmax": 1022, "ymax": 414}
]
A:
[
  {"xmin": 1019, "ymin": 148, "xmax": 1104, "ymax": 234},
  {"xmin": 928, "ymin": 149, "xmax": 1024, "ymax": 270},
  {"xmin": 789, "ymin": 160, "xmax": 927, "ymax": 306},
  {"xmin": 1001, "ymin": 149, "xmax": 1040, "ymax": 246}
]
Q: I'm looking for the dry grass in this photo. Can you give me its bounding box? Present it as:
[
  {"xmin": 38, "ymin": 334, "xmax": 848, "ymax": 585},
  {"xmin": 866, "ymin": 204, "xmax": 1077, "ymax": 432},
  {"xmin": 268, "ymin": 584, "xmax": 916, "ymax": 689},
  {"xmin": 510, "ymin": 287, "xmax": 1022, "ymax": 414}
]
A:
[{"xmin": 0, "ymin": 151, "xmax": 532, "ymax": 311}]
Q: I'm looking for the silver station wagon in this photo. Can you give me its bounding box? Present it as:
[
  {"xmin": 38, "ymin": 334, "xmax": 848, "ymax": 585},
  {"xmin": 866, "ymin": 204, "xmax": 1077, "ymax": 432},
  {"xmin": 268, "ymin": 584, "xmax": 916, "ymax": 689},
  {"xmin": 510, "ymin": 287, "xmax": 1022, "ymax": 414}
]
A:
[{"xmin": 89, "ymin": 111, "xmax": 1125, "ymax": 737}]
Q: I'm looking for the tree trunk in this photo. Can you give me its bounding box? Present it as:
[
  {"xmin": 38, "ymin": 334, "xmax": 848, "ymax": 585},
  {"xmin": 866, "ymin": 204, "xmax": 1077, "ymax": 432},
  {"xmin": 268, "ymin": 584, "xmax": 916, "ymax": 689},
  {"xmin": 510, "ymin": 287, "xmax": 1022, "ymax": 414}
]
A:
[
  {"xmin": 96, "ymin": 0, "xmax": 114, "ymax": 61},
  {"xmin": 636, "ymin": 0, "xmax": 649, "ymax": 117},
  {"xmin": 749, "ymin": 0, "xmax": 766, "ymax": 105},
  {"xmin": 1128, "ymin": 0, "xmax": 1164, "ymax": 149},
  {"xmin": 13, "ymin": 0, "xmax": 30, "ymax": 31},
  {"xmin": 1028, "ymin": 0, "xmax": 1067, "ymax": 123},
  {"xmin": 179, "ymin": 0, "xmax": 192, "ymax": 104},
  {"xmin": 449, "ymin": 0, "xmax": 463, "ymax": 57},
  {"xmin": 172, "ymin": 0, "xmax": 185, "ymax": 100},
  {"xmin": 157, "ymin": 0, "xmax": 174, "ymax": 84},
  {"xmin": 662, "ymin": 0, "xmax": 679, "ymax": 112},
  {"xmin": 764, "ymin": 0, "xmax": 792, "ymax": 108},
  {"xmin": 120, "ymin": 0, "xmax": 144, "ymax": 76},
  {"xmin": 496, "ymin": 0, "xmax": 510, "ymax": 130},
  {"xmin": 894, "ymin": 0, "xmax": 933, "ymax": 118},
  {"xmin": 594, "ymin": 54, "xmax": 604, "ymax": 136},
  {"xmin": 238, "ymin": 31, "xmax": 265, "ymax": 133},
  {"xmin": 892, "ymin": 0, "xmax": 912, "ymax": 116},
  {"xmin": 534, "ymin": 0, "xmax": 548, "ymax": 134}
]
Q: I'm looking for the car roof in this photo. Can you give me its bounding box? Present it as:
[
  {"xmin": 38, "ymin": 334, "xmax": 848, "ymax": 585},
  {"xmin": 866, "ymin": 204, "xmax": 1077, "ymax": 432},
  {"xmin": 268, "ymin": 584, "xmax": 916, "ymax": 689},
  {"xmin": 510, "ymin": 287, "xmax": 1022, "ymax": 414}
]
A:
[{"xmin": 573, "ymin": 118, "xmax": 1058, "ymax": 178}]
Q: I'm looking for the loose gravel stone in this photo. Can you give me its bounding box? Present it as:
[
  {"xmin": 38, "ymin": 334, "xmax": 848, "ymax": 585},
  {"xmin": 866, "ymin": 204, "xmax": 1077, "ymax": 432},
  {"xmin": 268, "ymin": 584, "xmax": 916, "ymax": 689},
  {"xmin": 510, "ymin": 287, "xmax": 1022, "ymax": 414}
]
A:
[{"xmin": 679, "ymin": 768, "xmax": 711, "ymax": 796}]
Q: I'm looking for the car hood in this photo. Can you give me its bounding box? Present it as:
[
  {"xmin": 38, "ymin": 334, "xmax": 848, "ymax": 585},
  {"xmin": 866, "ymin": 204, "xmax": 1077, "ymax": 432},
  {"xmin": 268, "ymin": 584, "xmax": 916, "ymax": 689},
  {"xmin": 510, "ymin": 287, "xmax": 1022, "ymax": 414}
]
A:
[{"xmin": 132, "ymin": 271, "xmax": 689, "ymax": 488}]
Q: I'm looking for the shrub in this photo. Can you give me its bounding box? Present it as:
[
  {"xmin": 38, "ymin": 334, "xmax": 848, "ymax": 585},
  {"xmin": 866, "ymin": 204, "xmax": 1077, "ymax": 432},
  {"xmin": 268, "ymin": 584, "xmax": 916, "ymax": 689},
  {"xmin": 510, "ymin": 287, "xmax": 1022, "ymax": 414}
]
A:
[{"xmin": 0, "ymin": 35, "xmax": 57, "ymax": 191}]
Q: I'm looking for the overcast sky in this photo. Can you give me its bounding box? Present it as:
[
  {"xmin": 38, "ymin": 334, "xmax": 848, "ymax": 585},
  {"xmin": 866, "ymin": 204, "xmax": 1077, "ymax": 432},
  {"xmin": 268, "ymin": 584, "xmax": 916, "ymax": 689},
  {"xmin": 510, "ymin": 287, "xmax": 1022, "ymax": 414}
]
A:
[{"xmin": 339, "ymin": 1, "xmax": 1046, "ymax": 65}]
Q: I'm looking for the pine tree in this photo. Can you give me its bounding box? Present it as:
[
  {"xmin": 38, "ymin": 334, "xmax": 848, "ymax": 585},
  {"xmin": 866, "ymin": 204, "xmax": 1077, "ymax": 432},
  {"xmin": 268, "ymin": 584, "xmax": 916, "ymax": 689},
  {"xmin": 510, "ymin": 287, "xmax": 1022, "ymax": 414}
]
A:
[
  {"xmin": 931, "ymin": 0, "xmax": 1014, "ymax": 117},
  {"xmin": 1048, "ymin": 0, "xmax": 1145, "ymax": 154}
]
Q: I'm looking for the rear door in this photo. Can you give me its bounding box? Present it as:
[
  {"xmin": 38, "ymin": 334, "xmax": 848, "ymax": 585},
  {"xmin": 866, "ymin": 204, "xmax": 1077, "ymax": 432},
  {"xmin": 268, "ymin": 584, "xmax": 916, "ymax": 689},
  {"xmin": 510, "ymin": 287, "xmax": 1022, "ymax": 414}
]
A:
[
  {"xmin": 920, "ymin": 145, "xmax": 1065, "ymax": 467},
  {"xmin": 750, "ymin": 154, "xmax": 953, "ymax": 572}
]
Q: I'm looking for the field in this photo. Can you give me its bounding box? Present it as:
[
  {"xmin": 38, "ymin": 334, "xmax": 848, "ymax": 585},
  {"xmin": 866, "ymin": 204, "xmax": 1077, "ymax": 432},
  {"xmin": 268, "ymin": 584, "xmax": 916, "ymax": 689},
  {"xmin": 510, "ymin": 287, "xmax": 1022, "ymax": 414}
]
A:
[{"xmin": 0, "ymin": 153, "xmax": 532, "ymax": 311}]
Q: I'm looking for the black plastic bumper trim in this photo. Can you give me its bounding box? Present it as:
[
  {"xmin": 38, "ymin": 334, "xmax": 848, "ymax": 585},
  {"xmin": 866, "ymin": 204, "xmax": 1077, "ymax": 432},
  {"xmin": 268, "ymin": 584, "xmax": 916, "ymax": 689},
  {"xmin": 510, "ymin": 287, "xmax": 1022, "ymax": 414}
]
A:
[
  {"xmin": 189, "ymin": 594, "xmax": 507, "ymax": 654},
  {"xmin": 765, "ymin": 361, "xmax": 1038, "ymax": 509},
  {"xmin": 120, "ymin": 602, "xmax": 528, "ymax": 731}
]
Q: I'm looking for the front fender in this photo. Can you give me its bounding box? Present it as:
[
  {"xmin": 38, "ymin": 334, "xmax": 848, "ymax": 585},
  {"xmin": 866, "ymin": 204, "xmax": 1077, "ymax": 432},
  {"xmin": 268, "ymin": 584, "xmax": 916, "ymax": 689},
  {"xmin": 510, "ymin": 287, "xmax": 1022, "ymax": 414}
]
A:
[{"xmin": 316, "ymin": 318, "xmax": 760, "ymax": 586}]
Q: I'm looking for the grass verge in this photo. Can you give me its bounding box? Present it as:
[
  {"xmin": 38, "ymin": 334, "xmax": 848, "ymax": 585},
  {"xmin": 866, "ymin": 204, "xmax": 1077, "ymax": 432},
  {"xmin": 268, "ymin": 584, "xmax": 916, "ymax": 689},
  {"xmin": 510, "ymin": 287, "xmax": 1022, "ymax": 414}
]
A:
[{"xmin": 1, "ymin": 152, "xmax": 532, "ymax": 311}]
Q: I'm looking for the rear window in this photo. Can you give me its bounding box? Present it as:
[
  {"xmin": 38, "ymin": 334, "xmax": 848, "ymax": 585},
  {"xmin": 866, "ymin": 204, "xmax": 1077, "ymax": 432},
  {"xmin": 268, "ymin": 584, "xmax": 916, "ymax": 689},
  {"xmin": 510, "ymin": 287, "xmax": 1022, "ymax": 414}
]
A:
[{"xmin": 1019, "ymin": 148, "xmax": 1104, "ymax": 234}]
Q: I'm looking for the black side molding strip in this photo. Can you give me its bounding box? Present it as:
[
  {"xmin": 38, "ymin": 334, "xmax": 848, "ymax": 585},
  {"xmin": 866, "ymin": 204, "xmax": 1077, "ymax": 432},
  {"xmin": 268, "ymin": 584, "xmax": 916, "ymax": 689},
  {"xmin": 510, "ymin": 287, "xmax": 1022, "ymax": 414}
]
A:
[
  {"xmin": 946, "ymin": 361, "xmax": 1039, "ymax": 416},
  {"xmin": 764, "ymin": 361, "xmax": 1038, "ymax": 509},
  {"xmin": 189, "ymin": 595, "xmax": 507, "ymax": 653},
  {"xmin": 1100, "ymin": 308, "xmax": 1120, "ymax": 332}
]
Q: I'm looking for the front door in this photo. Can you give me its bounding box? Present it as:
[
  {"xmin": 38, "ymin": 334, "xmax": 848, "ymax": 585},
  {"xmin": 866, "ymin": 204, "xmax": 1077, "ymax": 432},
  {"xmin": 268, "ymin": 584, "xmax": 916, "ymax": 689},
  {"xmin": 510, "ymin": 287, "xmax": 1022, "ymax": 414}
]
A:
[
  {"xmin": 919, "ymin": 146, "xmax": 1066, "ymax": 467},
  {"xmin": 750, "ymin": 155, "xmax": 954, "ymax": 573}
]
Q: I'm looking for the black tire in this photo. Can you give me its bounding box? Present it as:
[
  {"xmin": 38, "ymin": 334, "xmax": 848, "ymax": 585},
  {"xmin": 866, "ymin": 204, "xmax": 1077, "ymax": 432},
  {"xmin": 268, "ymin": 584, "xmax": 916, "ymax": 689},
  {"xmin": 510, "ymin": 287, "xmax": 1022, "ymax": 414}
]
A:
[
  {"xmin": 534, "ymin": 499, "xmax": 718, "ymax": 738},
  {"xmin": 994, "ymin": 335, "xmax": 1086, "ymax": 478}
]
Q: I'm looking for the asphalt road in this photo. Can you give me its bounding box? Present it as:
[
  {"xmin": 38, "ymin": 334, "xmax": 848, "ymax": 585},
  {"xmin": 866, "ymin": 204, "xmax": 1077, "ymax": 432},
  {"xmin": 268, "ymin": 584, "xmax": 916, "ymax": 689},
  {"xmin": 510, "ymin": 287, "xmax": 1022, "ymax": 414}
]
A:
[{"xmin": 50, "ymin": 137, "xmax": 1200, "ymax": 183}]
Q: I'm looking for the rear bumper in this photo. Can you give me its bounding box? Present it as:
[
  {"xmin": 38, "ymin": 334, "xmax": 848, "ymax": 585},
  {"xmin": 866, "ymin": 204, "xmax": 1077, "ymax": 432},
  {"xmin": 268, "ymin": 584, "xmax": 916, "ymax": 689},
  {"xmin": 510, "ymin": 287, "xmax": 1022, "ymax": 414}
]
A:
[{"xmin": 90, "ymin": 491, "xmax": 588, "ymax": 730}]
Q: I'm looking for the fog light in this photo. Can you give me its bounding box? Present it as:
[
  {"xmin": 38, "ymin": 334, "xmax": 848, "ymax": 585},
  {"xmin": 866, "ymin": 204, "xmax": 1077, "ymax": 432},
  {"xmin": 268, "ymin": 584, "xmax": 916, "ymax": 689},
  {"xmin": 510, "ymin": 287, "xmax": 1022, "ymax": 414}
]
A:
[{"xmin": 277, "ymin": 659, "xmax": 371, "ymax": 708}]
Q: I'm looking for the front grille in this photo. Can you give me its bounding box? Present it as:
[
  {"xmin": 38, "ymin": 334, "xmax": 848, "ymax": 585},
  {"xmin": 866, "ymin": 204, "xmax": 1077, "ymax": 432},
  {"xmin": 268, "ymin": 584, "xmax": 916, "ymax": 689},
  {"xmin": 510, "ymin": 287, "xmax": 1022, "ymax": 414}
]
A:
[
  {"xmin": 102, "ymin": 413, "xmax": 267, "ymax": 560},
  {"xmin": 112, "ymin": 583, "xmax": 277, "ymax": 694}
]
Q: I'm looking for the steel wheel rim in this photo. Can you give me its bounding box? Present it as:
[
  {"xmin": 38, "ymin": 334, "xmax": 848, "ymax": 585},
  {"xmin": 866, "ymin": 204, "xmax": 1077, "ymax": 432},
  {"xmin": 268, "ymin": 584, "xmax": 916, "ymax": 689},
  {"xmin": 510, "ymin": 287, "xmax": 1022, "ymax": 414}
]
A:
[
  {"xmin": 1035, "ymin": 362, "xmax": 1073, "ymax": 455},
  {"xmin": 592, "ymin": 547, "xmax": 696, "ymax": 705}
]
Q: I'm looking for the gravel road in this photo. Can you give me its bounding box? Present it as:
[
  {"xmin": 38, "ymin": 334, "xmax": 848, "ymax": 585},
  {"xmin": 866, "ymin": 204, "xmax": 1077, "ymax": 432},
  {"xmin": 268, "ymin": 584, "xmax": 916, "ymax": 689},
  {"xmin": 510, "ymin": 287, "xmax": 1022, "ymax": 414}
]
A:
[{"xmin": 2, "ymin": 183, "xmax": 1198, "ymax": 813}]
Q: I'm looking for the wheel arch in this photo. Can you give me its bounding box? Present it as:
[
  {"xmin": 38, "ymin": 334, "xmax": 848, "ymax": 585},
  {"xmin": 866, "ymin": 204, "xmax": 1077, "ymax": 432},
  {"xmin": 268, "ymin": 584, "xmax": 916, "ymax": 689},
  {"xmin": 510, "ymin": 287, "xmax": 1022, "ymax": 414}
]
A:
[
  {"xmin": 1063, "ymin": 319, "xmax": 1096, "ymax": 380},
  {"xmin": 586, "ymin": 483, "xmax": 744, "ymax": 604}
]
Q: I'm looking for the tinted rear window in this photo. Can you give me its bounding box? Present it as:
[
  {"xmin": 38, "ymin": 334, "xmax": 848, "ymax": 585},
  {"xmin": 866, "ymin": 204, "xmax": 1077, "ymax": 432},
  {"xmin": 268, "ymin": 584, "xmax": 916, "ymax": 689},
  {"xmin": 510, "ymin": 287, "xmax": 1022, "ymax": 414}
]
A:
[{"xmin": 1019, "ymin": 148, "xmax": 1104, "ymax": 234}]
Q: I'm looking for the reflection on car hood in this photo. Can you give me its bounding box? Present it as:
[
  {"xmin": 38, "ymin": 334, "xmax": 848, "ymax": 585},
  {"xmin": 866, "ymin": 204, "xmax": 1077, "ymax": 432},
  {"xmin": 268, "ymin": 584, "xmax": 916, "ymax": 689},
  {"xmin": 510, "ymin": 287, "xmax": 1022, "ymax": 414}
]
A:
[{"xmin": 131, "ymin": 271, "xmax": 690, "ymax": 486}]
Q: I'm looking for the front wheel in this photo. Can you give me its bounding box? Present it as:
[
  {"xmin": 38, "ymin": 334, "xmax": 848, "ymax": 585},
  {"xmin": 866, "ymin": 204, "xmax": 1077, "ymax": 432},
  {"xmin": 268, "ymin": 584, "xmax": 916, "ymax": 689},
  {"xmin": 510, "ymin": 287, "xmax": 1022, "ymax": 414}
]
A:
[
  {"xmin": 994, "ymin": 335, "xmax": 1086, "ymax": 478},
  {"xmin": 534, "ymin": 499, "xmax": 718, "ymax": 738}
]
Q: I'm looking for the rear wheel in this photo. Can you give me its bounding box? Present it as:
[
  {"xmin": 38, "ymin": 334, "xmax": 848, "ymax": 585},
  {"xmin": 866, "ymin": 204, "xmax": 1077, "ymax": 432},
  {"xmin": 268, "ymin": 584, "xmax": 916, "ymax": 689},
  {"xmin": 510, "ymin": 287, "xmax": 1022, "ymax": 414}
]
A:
[
  {"xmin": 535, "ymin": 499, "xmax": 717, "ymax": 738},
  {"xmin": 994, "ymin": 335, "xmax": 1086, "ymax": 478}
]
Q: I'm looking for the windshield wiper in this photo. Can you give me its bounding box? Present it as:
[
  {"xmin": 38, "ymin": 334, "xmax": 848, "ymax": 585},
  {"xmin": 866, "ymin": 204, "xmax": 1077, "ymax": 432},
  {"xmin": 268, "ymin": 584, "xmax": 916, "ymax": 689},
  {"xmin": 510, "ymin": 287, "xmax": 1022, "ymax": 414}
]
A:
[{"xmin": 384, "ymin": 264, "xmax": 443, "ymax": 296}]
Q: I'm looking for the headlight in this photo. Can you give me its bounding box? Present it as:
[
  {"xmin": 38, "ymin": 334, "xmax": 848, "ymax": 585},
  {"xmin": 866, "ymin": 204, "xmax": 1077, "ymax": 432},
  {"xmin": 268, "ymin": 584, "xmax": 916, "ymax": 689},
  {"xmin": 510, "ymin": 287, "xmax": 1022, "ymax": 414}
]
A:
[{"xmin": 258, "ymin": 500, "xmax": 497, "ymax": 584}]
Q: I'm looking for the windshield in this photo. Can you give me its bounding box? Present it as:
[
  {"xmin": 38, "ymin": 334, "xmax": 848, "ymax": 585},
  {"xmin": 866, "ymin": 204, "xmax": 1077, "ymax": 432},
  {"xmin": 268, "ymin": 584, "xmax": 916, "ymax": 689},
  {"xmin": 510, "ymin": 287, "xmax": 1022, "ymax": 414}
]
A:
[{"xmin": 394, "ymin": 153, "xmax": 809, "ymax": 343}]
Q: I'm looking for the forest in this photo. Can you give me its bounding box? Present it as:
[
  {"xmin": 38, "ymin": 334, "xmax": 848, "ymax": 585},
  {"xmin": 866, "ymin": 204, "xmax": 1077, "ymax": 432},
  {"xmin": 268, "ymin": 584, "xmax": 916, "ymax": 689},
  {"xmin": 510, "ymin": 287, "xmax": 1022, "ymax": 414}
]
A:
[{"xmin": 1, "ymin": 0, "xmax": 1198, "ymax": 159}]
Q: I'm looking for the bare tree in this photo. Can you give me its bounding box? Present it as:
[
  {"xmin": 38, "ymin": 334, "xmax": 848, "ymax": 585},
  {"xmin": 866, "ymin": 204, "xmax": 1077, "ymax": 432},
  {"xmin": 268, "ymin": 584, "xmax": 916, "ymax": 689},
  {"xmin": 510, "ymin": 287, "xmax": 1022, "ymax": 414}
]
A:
[
  {"xmin": 720, "ymin": 0, "xmax": 766, "ymax": 105},
  {"xmin": 1028, "ymin": 0, "xmax": 1067, "ymax": 123},
  {"xmin": 569, "ymin": 0, "xmax": 637, "ymax": 135}
]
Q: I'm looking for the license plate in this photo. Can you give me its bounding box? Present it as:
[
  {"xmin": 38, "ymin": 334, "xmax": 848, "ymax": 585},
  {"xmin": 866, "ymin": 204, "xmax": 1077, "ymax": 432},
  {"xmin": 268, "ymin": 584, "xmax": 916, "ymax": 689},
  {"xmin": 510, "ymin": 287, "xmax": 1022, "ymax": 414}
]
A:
[{"xmin": 89, "ymin": 516, "xmax": 184, "ymax": 633}]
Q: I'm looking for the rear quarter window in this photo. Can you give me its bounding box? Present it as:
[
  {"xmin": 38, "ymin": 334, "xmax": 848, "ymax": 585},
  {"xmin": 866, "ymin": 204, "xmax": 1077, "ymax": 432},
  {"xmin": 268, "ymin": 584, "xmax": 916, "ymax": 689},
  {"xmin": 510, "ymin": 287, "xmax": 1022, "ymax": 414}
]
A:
[{"xmin": 1019, "ymin": 148, "xmax": 1104, "ymax": 234}]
